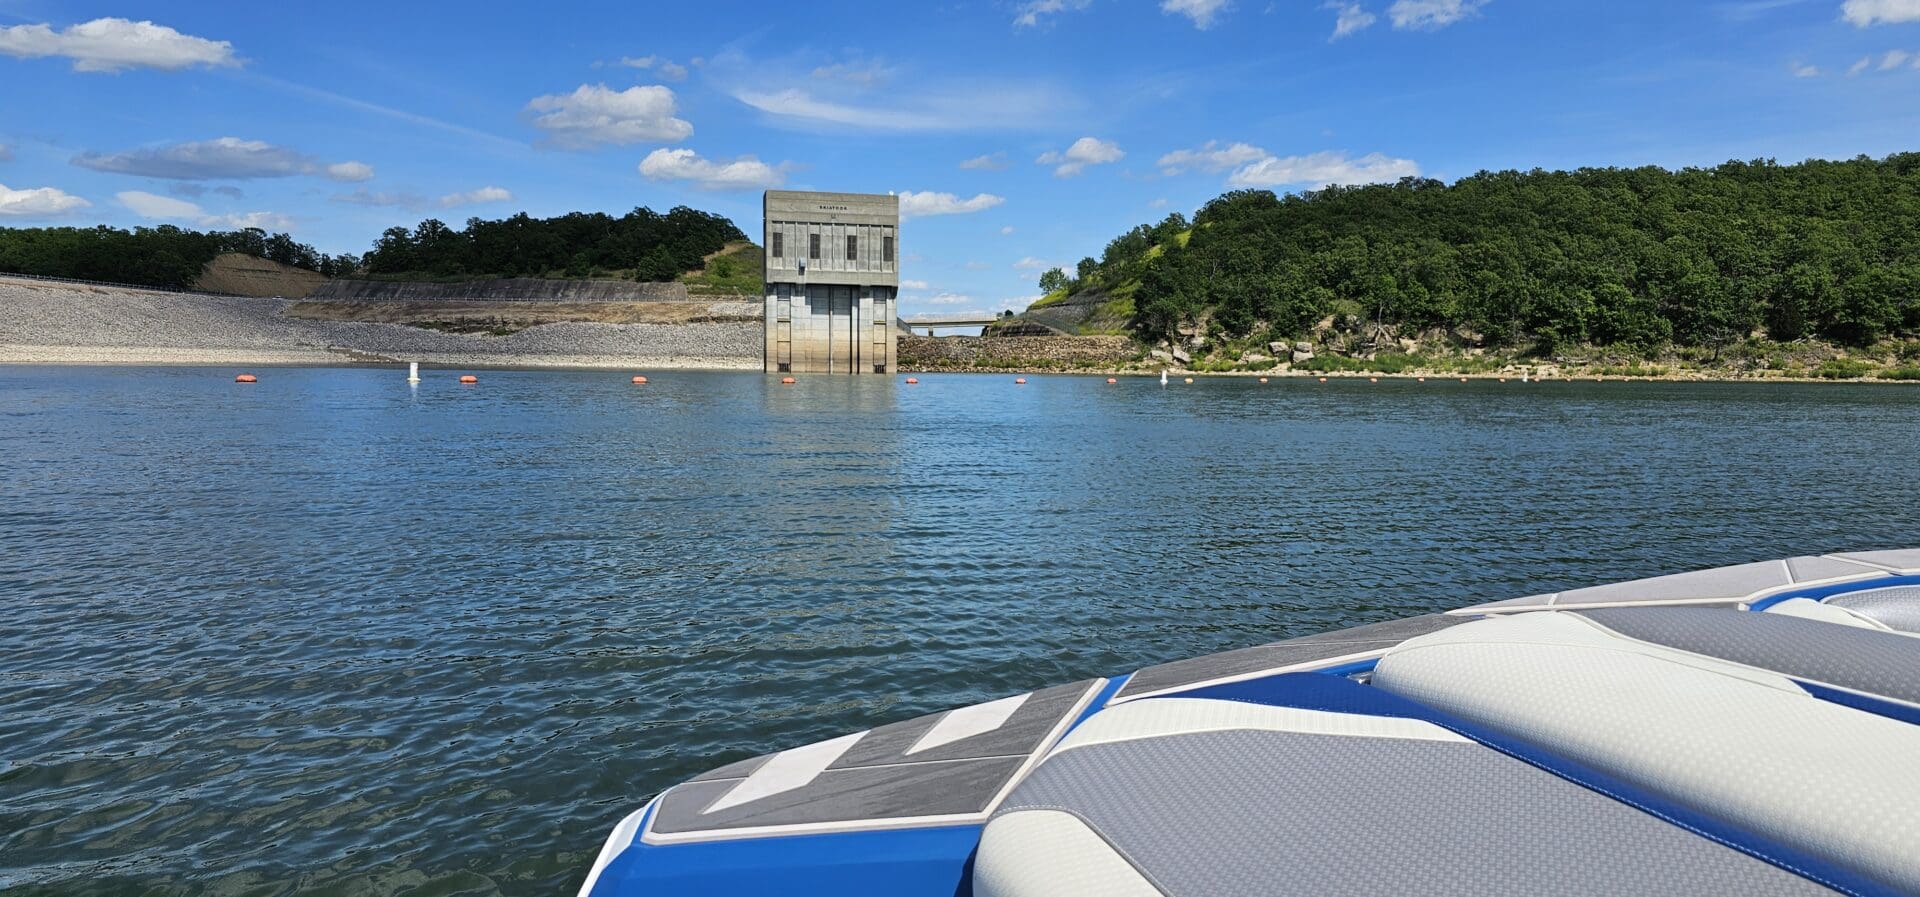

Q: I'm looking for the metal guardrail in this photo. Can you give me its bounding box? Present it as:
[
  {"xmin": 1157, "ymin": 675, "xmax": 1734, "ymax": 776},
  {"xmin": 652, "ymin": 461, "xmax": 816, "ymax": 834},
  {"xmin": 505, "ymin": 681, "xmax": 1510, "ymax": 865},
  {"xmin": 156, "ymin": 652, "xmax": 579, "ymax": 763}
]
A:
[{"xmin": 0, "ymin": 270, "xmax": 245, "ymax": 298}]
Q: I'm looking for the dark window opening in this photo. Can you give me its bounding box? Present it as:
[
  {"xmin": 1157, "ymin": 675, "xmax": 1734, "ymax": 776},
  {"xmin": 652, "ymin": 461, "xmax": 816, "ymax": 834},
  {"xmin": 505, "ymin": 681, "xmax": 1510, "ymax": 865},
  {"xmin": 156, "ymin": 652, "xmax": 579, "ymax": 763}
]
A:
[
  {"xmin": 777, "ymin": 362, "xmax": 791, "ymax": 372},
  {"xmin": 874, "ymin": 363, "xmax": 887, "ymax": 374},
  {"xmin": 771, "ymin": 232, "xmax": 783, "ymax": 259},
  {"xmin": 808, "ymin": 233, "xmax": 821, "ymax": 260},
  {"xmin": 883, "ymin": 235, "xmax": 894, "ymax": 263},
  {"xmin": 846, "ymin": 235, "xmax": 858, "ymax": 261}
]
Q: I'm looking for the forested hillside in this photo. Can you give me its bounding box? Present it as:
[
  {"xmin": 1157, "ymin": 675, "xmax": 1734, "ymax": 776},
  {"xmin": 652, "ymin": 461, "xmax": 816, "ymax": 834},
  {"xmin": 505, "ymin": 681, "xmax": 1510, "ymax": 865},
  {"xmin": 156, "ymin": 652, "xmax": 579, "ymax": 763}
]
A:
[
  {"xmin": 1050, "ymin": 154, "xmax": 1920, "ymax": 353},
  {"xmin": 360, "ymin": 207, "xmax": 744, "ymax": 281},
  {"xmin": 0, "ymin": 225, "xmax": 355, "ymax": 290},
  {"xmin": 0, "ymin": 205, "xmax": 747, "ymax": 292}
]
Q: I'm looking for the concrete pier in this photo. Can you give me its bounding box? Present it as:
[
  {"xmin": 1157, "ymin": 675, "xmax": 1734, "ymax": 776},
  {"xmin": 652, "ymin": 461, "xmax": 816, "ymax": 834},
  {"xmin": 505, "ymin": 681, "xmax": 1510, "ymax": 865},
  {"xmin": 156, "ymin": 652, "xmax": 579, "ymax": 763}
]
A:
[{"xmin": 763, "ymin": 191, "xmax": 899, "ymax": 374}]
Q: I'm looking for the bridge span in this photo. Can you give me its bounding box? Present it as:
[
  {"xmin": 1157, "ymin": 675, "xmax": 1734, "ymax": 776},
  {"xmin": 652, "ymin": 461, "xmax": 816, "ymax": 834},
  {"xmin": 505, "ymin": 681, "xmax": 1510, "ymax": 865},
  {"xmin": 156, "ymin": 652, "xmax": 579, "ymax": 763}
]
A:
[{"xmin": 899, "ymin": 314, "xmax": 1001, "ymax": 336}]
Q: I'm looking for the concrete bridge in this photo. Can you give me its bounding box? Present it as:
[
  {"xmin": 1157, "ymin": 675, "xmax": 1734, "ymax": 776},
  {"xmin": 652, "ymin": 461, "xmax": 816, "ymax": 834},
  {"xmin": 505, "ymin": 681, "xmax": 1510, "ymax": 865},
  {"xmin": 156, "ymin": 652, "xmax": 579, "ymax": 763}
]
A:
[{"xmin": 900, "ymin": 314, "xmax": 1002, "ymax": 336}]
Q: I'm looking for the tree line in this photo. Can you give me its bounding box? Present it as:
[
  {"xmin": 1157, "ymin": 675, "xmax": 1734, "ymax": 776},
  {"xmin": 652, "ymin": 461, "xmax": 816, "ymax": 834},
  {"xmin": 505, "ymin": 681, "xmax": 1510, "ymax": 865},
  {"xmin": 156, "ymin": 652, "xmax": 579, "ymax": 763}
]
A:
[
  {"xmin": 0, "ymin": 225, "xmax": 359, "ymax": 290},
  {"xmin": 359, "ymin": 207, "xmax": 744, "ymax": 281},
  {"xmin": 1047, "ymin": 153, "xmax": 1920, "ymax": 351},
  {"xmin": 0, "ymin": 205, "xmax": 746, "ymax": 291}
]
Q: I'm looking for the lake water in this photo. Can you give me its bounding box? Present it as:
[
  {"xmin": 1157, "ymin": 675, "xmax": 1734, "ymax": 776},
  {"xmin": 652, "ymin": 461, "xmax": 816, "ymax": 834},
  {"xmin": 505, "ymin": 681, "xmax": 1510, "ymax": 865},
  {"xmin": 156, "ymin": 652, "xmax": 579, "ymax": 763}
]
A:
[{"xmin": 4, "ymin": 365, "xmax": 1918, "ymax": 896}]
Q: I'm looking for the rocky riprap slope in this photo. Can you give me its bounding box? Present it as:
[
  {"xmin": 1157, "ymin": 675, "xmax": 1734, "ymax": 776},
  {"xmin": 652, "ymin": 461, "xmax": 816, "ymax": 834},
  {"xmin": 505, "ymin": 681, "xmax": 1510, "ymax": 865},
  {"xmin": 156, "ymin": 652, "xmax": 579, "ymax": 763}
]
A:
[{"xmin": 0, "ymin": 278, "xmax": 759, "ymax": 367}]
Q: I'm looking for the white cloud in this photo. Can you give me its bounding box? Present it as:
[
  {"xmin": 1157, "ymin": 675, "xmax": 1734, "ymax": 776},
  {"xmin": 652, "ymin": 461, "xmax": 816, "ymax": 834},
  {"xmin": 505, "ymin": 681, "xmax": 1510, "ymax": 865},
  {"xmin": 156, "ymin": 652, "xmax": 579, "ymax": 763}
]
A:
[
  {"xmin": 734, "ymin": 85, "xmax": 1070, "ymax": 132},
  {"xmin": 1015, "ymin": 0, "xmax": 1093, "ymax": 27},
  {"xmin": 117, "ymin": 189, "xmax": 293, "ymax": 230},
  {"xmin": 1848, "ymin": 55, "xmax": 1872, "ymax": 75},
  {"xmin": 897, "ymin": 190, "xmax": 1006, "ymax": 218},
  {"xmin": 524, "ymin": 84, "xmax": 693, "ymax": 149},
  {"xmin": 617, "ymin": 55, "xmax": 688, "ymax": 81},
  {"xmin": 116, "ymin": 190, "xmax": 201, "ymax": 219},
  {"xmin": 441, "ymin": 186, "xmax": 513, "ymax": 206},
  {"xmin": 0, "ymin": 18, "xmax": 235, "ymax": 73},
  {"xmin": 335, "ymin": 185, "xmax": 515, "ymax": 211},
  {"xmin": 1162, "ymin": 0, "xmax": 1230, "ymax": 27},
  {"xmin": 0, "ymin": 182, "xmax": 89, "ymax": 217},
  {"xmin": 325, "ymin": 161, "xmax": 374, "ymax": 182},
  {"xmin": 960, "ymin": 152, "xmax": 1011, "ymax": 170},
  {"xmin": 1227, "ymin": 150, "xmax": 1419, "ymax": 188},
  {"xmin": 1388, "ymin": 0, "xmax": 1488, "ymax": 29},
  {"xmin": 1001, "ymin": 225, "xmax": 1016, "ymax": 235},
  {"xmin": 638, "ymin": 148, "xmax": 787, "ymax": 190},
  {"xmin": 1158, "ymin": 140, "xmax": 1268, "ymax": 175},
  {"xmin": 1037, "ymin": 137, "xmax": 1124, "ymax": 177},
  {"xmin": 1880, "ymin": 49, "xmax": 1911, "ymax": 69},
  {"xmin": 1013, "ymin": 256, "xmax": 1052, "ymax": 270},
  {"xmin": 205, "ymin": 211, "xmax": 296, "ymax": 231},
  {"xmin": 1844, "ymin": 0, "xmax": 1920, "ymax": 26},
  {"xmin": 1793, "ymin": 62, "xmax": 1822, "ymax": 77},
  {"xmin": 1325, "ymin": 1, "xmax": 1379, "ymax": 37},
  {"xmin": 926, "ymin": 291, "xmax": 974, "ymax": 305},
  {"xmin": 73, "ymin": 137, "xmax": 371, "ymax": 182},
  {"xmin": 964, "ymin": 261, "xmax": 994, "ymax": 270},
  {"xmin": 901, "ymin": 279, "xmax": 931, "ymax": 290}
]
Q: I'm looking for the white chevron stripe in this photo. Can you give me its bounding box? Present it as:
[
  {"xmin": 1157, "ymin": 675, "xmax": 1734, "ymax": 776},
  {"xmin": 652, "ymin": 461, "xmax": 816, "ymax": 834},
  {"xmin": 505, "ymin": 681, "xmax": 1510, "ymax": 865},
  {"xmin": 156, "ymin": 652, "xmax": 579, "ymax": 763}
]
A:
[
  {"xmin": 907, "ymin": 693, "xmax": 1029, "ymax": 755},
  {"xmin": 703, "ymin": 731, "xmax": 865, "ymax": 814}
]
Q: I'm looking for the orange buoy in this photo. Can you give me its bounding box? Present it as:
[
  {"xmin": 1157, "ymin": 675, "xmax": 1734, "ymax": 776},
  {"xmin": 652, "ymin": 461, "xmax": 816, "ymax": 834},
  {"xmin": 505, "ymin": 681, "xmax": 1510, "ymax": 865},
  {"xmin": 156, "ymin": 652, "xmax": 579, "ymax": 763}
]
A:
[
  {"xmin": 1417, "ymin": 377, "xmax": 1426, "ymax": 382},
  {"xmin": 632, "ymin": 376, "xmax": 648, "ymax": 384},
  {"xmin": 1318, "ymin": 377, "xmax": 1328, "ymax": 383},
  {"xmin": 781, "ymin": 377, "xmax": 796, "ymax": 384},
  {"xmin": 1498, "ymin": 377, "xmax": 1507, "ymax": 383},
  {"xmin": 1106, "ymin": 378, "xmax": 1118, "ymax": 384},
  {"xmin": 1015, "ymin": 378, "xmax": 1028, "ymax": 384},
  {"xmin": 459, "ymin": 375, "xmax": 478, "ymax": 384},
  {"xmin": 1459, "ymin": 377, "xmax": 1468, "ymax": 382},
  {"xmin": 905, "ymin": 377, "xmax": 919, "ymax": 384},
  {"xmin": 234, "ymin": 373, "xmax": 257, "ymax": 383},
  {"xmin": 1369, "ymin": 377, "xmax": 1379, "ymax": 383},
  {"xmin": 1258, "ymin": 377, "xmax": 1269, "ymax": 383}
]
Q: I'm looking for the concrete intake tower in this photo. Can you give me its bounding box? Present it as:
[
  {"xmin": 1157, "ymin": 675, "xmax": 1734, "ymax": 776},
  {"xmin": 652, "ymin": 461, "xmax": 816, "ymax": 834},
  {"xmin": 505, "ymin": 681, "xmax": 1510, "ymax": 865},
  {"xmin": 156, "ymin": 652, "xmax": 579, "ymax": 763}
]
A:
[{"xmin": 762, "ymin": 190, "xmax": 899, "ymax": 374}]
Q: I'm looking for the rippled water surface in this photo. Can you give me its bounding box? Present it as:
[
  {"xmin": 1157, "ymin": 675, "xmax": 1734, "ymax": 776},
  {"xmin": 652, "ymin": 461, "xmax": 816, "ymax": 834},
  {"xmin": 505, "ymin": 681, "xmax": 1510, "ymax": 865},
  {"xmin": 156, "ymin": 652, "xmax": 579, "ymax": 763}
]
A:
[{"xmin": 4, "ymin": 366, "xmax": 1919, "ymax": 895}]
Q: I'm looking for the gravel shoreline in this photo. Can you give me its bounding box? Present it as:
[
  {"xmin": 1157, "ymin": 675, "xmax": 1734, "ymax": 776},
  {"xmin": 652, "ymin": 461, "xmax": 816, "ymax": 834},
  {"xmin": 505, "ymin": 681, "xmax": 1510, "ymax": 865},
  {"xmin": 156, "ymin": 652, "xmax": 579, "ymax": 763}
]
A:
[{"xmin": 0, "ymin": 278, "xmax": 760, "ymax": 369}]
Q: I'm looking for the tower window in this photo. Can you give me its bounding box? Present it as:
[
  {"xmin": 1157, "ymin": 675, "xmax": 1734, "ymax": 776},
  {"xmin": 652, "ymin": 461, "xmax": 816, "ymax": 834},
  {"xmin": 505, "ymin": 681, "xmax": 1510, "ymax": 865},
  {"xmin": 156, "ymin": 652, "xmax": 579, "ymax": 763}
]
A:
[
  {"xmin": 883, "ymin": 235, "xmax": 894, "ymax": 263},
  {"xmin": 772, "ymin": 232, "xmax": 783, "ymax": 259},
  {"xmin": 809, "ymin": 233, "xmax": 821, "ymax": 260},
  {"xmin": 846, "ymin": 235, "xmax": 858, "ymax": 261}
]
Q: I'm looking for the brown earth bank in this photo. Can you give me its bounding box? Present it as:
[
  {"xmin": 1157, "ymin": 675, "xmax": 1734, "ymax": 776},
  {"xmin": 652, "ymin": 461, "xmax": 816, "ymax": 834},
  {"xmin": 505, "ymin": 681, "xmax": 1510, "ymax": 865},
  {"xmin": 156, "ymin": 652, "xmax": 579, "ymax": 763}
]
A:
[
  {"xmin": 192, "ymin": 252, "xmax": 330, "ymax": 298},
  {"xmin": 898, "ymin": 334, "xmax": 1141, "ymax": 372},
  {"xmin": 308, "ymin": 278, "xmax": 689, "ymax": 302}
]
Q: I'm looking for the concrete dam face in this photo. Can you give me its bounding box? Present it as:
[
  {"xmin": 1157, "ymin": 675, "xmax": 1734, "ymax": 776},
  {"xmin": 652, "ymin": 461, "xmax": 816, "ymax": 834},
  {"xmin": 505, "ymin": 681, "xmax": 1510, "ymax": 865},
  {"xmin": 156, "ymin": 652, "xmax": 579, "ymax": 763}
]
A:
[{"xmin": 763, "ymin": 191, "xmax": 899, "ymax": 374}]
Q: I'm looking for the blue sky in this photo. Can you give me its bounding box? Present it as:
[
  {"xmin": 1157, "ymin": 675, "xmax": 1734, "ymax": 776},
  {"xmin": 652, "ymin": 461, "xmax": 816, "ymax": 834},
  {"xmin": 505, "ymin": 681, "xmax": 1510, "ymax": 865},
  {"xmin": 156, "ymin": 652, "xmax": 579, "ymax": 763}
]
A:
[{"xmin": 3, "ymin": 0, "xmax": 1920, "ymax": 317}]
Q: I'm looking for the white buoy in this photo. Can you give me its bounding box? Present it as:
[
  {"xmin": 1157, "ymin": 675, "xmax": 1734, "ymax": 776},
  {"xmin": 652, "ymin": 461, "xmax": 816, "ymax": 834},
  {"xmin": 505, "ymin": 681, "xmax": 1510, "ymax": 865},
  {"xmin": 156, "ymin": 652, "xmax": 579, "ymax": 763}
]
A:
[
  {"xmin": 407, "ymin": 361, "xmax": 420, "ymax": 383},
  {"xmin": 1160, "ymin": 369, "xmax": 1169, "ymax": 386}
]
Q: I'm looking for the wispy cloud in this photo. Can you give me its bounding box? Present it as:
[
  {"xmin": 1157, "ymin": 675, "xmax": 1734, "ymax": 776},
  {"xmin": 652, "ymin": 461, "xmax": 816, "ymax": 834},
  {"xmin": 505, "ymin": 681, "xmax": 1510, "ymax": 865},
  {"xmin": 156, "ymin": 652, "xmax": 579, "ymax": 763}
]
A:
[
  {"xmin": 897, "ymin": 191, "xmax": 1006, "ymax": 218},
  {"xmin": 1387, "ymin": 0, "xmax": 1488, "ymax": 29},
  {"xmin": 333, "ymin": 185, "xmax": 515, "ymax": 211},
  {"xmin": 116, "ymin": 189, "xmax": 292, "ymax": 230},
  {"xmin": 1162, "ymin": 0, "xmax": 1231, "ymax": 28},
  {"xmin": 1325, "ymin": 1, "xmax": 1379, "ymax": 38},
  {"xmin": 1014, "ymin": 0, "xmax": 1093, "ymax": 27},
  {"xmin": 960, "ymin": 152, "xmax": 1011, "ymax": 171},
  {"xmin": 72, "ymin": 137, "xmax": 372, "ymax": 182},
  {"xmin": 1158, "ymin": 140, "xmax": 1267, "ymax": 175},
  {"xmin": 1228, "ymin": 150, "xmax": 1419, "ymax": 188}
]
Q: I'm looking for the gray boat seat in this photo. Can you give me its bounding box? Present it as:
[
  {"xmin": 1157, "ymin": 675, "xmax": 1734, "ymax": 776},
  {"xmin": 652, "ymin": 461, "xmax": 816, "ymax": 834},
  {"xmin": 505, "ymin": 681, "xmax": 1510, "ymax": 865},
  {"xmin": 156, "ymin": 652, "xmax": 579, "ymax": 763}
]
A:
[
  {"xmin": 973, "ymin": 670, "xmax": 1883, "ymax": 897},
  {"xmin": 1372, "ymin": 608, "xmax": 1920, "ymax": 894}
]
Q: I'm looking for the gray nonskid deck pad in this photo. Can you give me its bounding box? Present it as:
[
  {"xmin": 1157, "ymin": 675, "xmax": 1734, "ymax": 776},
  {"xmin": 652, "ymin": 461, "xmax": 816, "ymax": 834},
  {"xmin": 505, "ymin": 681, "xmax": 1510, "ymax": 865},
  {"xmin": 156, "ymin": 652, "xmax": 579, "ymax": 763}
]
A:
[
  {"xmin": 1114, "ymin": 614, "xmax": 1463, "ymax": 701},
  {"xmin": 644, "ymin": 678, "xmax": 1101, "ymax": 842},
  {"xmin": 1577, "ymin": 607, "xmax": 1920, "ymax": 705},
  {"xmin": 991, "ymin": 729, "xmax": 1845, "ymax": 897}
]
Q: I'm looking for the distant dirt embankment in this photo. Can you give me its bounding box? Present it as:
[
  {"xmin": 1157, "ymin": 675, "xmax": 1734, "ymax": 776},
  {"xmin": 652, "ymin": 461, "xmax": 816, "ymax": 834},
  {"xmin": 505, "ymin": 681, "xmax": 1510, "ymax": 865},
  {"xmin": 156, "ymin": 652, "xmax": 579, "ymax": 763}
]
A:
[
  {"xmin": 309, "ymin": 278, "xmax": 690, "ymax": 302},
  {"xmin": 193, "ymin": 252, "xmax": 330, "ymax": 298},
  {"xmin": 286, "ymin": 298, "xmax": 759, "ymax": 335}
]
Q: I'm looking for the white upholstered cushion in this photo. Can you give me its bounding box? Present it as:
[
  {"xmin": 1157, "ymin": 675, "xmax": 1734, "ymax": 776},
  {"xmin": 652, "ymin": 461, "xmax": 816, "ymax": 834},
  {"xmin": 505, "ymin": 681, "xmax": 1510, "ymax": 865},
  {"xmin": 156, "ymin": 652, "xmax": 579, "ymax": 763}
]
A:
[{"xmin": 1373, "ymin": 611, "xmax": 1920, "ymax": 893}]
